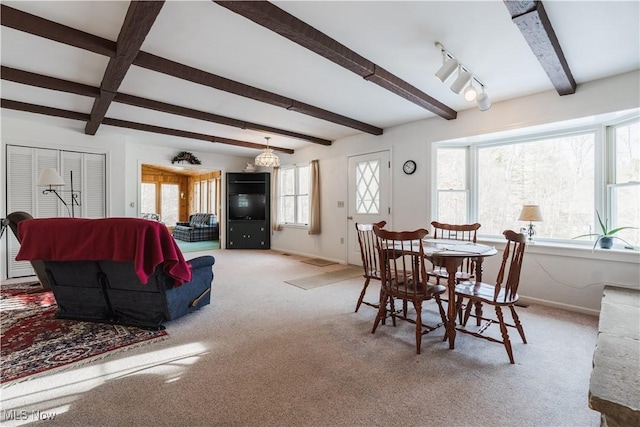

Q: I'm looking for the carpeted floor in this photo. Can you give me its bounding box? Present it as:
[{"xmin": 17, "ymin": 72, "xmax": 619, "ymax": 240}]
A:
[
  {"xmin": 1, "ymin": 249, "xmax": 601, "ymax": 426},
  {"xmin": 174, "ymin": 239, "xmax": 220, "ymax": 253},
  {"xmin": 0, "ymin": 283, "xmax": 167, "ymax": 387},
  {"xmin": 285, "ymin": 266, "xmax": 363, "ymax": 289}
]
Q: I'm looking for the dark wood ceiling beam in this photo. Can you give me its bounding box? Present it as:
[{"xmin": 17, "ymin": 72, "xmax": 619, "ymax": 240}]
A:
[
  {"xmin": 1, "ymin": 4, "xmax": 380, "ymax": 137},
  {"xmin": 2, "ymin": 98, "xmax": 294, "ymax": 154},
  {"xmin": 85, "ymin": 1, "xmax": 165, "ymax": 135},
  {"xmin": 133, "ymin": 52, "xmax": 383, "ymax": 135},
  {"xmin": 504, "ymin": 0, "xmax": 576, "ymax": 95},
  {"xmin": 1, "ymin": 66, "xmax": 100, "ymax": 98},
  {"xmin": 214, "ymin": 1, "xmax": 457, "ymax": 120},
  {"xmin": 0, "ymin": 4, "xmax": 116, "ymax": 57},
  {"xmin": 102, "ymin": 118, "xmax": 294, "ymax": 153},
  {"xmin": 114, "ymin": 93, "xmax": 332, "ymax": 145},
  {"xmin": 0, "ymin": 66, "xmax": 330, "ymax": 145},
  {"xmin": 1, "ymin": 99, "xmax": 90, "ymax": 121}
]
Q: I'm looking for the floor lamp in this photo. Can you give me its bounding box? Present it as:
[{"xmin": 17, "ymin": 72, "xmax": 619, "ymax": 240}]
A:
[{"xmin": 37, "ymin": 168, "xmax": 81, "ymax": 217}]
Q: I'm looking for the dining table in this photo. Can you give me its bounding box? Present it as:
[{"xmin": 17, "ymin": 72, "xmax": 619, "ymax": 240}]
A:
[{"xmin": 421, "ymin": 239, "xmax": 498, "ymax": 349}]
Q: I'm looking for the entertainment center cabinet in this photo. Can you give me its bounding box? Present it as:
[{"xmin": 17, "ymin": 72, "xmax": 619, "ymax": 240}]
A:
[{"xmin": 226, "ymin": 172, "xmax": 270, "ymax": 249}]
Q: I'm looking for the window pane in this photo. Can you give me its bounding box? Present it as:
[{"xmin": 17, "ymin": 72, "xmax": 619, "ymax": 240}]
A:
[
  {"xmin": 161, "ymin": 183, "xmax": 179, "ymax": 226},
  {"xmin": 478, "ymin": 133, "xmax": 595, "ymax": 238},
  {"xmin": 298, "ymin": 165, "xmax": 309, "ymax": 195},
  {"xmin": 612, "ymin": 184, "xmax": 640, "ymax": 247},
  {"xmin": 141, "ymin": 183, "xmax": 156, "ymax": 214},
  {"xmin": 615, "ymin": 121, "xmax": 640, "ymax": 183},
  {"xmin": 194, "ymin": 182, "xmax": 201, "ymax": 213},
  {"xmin": 282, "ymin": 195, "xmax": 295, "ymax": 223},
  {"xmin": 297, "ymin": 195, "xmax": 309, "ymax": 224},
  {"xmin": 438, "ymin": 190, "xmax": 468, "ymax": 224},
  {"xmin": 438, "ymin": 148, "xmax": 466, "ymax": 189},
  {"xmin": 281, "ymin": 168, "xmax": 295, "ymax": 195},
  {"xmin": 355, "ymin": 160, "xmax": 380, "ymax": 214}
]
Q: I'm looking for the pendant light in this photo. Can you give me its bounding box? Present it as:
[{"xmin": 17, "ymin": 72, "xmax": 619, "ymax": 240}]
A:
[{"xmin": 255, "ymin": 137, "xmax": 280, "ymax": 167}]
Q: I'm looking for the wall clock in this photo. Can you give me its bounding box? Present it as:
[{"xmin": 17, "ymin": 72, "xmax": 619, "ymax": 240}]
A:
[{"xmin": 403, "ymin": 160, "xmax": 417, "ymax": 175}]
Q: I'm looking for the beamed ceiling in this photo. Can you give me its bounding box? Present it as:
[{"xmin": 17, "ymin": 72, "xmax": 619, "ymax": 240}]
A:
[{"xmin": 1, "ymin": 1, "xmax": 638, "ymax": 157}]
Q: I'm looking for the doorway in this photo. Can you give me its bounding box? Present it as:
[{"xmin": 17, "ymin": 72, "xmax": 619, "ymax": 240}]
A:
[{"xmin": 347, "ymin": 150, "xmax": 391, "ymax": 265}]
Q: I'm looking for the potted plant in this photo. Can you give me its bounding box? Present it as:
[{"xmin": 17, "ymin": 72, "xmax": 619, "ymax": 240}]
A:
[{"xmin": 574, "ymin": 210, "xmax": 638, "ymax": 250}]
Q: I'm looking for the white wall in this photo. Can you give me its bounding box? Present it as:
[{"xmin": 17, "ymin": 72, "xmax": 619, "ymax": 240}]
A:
[
  {"xmin": 2, "ymin": 71, "xmax": 639, "ymax": 313},
  {"xmin": 272, "ymin": 71, "xmax": 640, "ymax": 314}
]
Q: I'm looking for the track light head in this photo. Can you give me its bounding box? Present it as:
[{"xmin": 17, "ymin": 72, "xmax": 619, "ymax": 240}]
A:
[
  {"xmin": 477, "ymin": 91, "xmax": 491, "ymax": 111},
  {"xmin": 463, "ymin": 81, "xmax": 478, "ymax": 102},
  {"xmin": 450, "ymin": 70, "xmax": 472, "ymax": 94},
  {"xmin": 435, "ymin": 58, "xmax": 459, "ymax": 83}
]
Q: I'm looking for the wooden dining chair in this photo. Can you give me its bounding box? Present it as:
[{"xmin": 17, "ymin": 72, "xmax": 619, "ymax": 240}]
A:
[
  {"xmin": 427, "ymin": 221, "xmax": 482, "ymax": 286},
  {"xmin": 354, "ymin": 221, "xmax": 387, "ymax": 312},
  {"xmin": 454, "ymin": 230, "xmax": 527, "ymax": 364},
  {"xmin": 371, "ymin": 226, "xmax": 447, "ymax": 354}
]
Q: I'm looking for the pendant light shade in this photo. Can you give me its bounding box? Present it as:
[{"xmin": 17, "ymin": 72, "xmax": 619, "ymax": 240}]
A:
[{"xmin": 255, "ymin": 137, "xmax": 280, "ymax": 167}]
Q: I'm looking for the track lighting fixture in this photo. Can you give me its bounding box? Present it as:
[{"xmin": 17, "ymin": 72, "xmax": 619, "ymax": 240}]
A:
[{"xmin": 434, "ymin": 41, "xmax": 491, "ymax": 111}]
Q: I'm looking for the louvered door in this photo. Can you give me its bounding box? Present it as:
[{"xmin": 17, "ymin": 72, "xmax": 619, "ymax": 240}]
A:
[{"xmin": 5, "ymin": 145, "xmax": 106, "ymax": 278}]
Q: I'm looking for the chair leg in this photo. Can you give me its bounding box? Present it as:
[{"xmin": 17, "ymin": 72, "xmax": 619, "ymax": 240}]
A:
[
  {"xmin": 510, "ymin": 305, "xmax": 527, "ymax": 344},
  {"xmin": 414, "ymin": 300, "xmax": 423, "ymax": 354},
  {"xmin": 371, "ymin": 292, "xmax": 388, "ymax": 334},
  {"xmin": 495, "ymin": 306, "xmax": 515, "ymax": 364},
  {"xmin": 355, "ymin": 277, "xmax": 371, "ymax": 312},
  {"xmin": 462, "ymin": 298, "xmax": 474, "ymax": 326},
  {"xmin": 474, "ymin": 301, "xmax": 483, "ymax": 326},
  {"xmin": 455, "ymin": 295, "xmax": 465, "ymax": 325}
]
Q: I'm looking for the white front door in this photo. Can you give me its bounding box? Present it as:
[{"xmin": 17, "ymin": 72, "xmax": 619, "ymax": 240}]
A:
[{"xmin": 347, "ymin": 150, "xmax": 391, "ymax": 265}]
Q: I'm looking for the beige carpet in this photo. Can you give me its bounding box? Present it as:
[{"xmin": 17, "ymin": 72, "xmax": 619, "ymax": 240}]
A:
[
  {"xmin": 285, "ymin": 266, "xmax": 362, "ymax": 289},
  {"xmin": 1, "ymin": 249, "xmax": 601, "ymax": 427}
]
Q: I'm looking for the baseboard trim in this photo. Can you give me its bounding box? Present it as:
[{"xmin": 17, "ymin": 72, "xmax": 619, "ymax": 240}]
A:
[{"xmin": 518, "ymin": 295, "xmax": 600, "ymax": 316}]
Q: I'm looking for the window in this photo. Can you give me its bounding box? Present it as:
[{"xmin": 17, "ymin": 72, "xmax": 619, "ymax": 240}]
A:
[
  {"xmin": 609, "ymin": 119, "xmax": 640, "ymax": 246},
  {"xmin": 161, "ymin": 183, "xmax": 179, "ymax": 226},
  {"xmin": 355, "ymin": 160, "xmax": 380, "ymax": 214},
  {"xmin": 279, "ymin": 165, "xmax": 310, "ymax": 225},
  {"xmin": 434, "ymin": 114, "xmax": 640, "ymax": 248},
  {"xmin": 141, "ymin": 183, "xmax": 157, "ymax": 214},
  {"xmin": 436, "ymin": 148, "xmax": 468, "ymax": 224}
]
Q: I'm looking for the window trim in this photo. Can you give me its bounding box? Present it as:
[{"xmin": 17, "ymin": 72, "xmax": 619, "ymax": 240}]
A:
[{"xmin": 278, "ymin": 163, "xmax": 310, "ymax": 227}]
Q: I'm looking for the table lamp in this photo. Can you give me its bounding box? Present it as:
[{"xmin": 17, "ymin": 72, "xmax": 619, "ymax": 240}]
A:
[{"xmin": 518, "ymin": 205, "xmax": 543, "ymax": 243}]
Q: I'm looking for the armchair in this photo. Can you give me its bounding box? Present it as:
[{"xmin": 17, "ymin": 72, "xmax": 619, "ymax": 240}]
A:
[
  {"xmin": 16, "ymin": 217, "xmax": 214, "ymax": 329},
  {"xmin": 173, "ymin": 213, "xmax": 219, "ymax": 242}
]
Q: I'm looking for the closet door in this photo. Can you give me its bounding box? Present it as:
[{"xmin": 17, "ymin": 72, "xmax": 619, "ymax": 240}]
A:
[
  {"xmin": 84, "ymin": 153, "xmax": 106, "ymax": 218},
  {"xmin": 6, "ymin": 146, "xmax": 60, "ymax": 277},
  {"xmin": 5, "ymin": 146, "xmax": 106, "ymax": 278}
]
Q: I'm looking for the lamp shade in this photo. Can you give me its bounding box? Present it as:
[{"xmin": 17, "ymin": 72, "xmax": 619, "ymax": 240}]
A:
[
  {"xmin": 255, "ymin": 148, "xmax": 280, "ymax": 167},
  {"xmin": 518, "ymin": 205, "xmax": 543, "ymax": 222},
  {"xmin": 450, "ymin": 71, "xmax": 472, "ymax": 94},
  {"xmin": 477, "ymin": 92, "xmax": 491, "ymax": 111},
  {"xmin": 37, "ymin": 168, "xmax": 65, "ymax": 187},
  {"xmin": 435, "ymin": 58, "xmax": 459, "ymax": 83}
]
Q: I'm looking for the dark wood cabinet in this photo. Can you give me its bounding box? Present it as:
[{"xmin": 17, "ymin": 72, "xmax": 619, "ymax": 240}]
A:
[{"xmin": 226, "ymin": 172, "xmax": 270, "ymax": 249}]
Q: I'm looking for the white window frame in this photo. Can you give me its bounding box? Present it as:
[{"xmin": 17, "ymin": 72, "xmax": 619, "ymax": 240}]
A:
[
  {"xmin": 432, "ymin": 113, "xmax": 640, "ymax": 249},
  {"xmin": 278, "ymin": 164, "xmax": 310, "ymax": 227}
]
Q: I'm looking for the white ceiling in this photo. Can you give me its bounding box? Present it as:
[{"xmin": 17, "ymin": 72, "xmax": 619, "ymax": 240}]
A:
[{"xmin": 1, "ymin": 1, "xmax": 639, "ymax": 157}]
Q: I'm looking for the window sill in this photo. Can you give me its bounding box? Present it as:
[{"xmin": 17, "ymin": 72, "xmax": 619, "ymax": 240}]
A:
[
  {"xmin": 279, "ymin": 223, "xmax": 309, "ymax": 230},
  {"xmin": 478, "ymin": 237, "xmax": 640, "ymax": 264}
]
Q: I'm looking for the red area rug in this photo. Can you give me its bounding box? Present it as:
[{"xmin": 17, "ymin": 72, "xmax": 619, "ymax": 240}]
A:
[{"xmin": 1, "ymin": 282, "xmax": 168, "ymax": 386}]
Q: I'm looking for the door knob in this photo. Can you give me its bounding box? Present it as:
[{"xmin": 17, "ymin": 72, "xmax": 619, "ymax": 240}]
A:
[{"xmin": 347, "ymin": 216, "xmax": 353, "ymax": 220}]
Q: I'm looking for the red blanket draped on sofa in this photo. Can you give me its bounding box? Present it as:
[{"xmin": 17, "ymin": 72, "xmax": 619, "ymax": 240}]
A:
[{"xmin": 16, "ymin": 217, "xmax": 191, "ymax": 285}]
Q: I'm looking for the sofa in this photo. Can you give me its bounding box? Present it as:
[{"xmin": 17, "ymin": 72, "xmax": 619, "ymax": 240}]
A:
[
  {"xmin": 15, "ymin": 217, "xmax": 214, "ymax": 330},
  {"xmin": 173, "ymin": 213, "xmax": 219, "ymax": 242}
]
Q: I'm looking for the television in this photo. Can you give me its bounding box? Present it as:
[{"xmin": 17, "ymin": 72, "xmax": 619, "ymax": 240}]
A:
[{"xmin": 228, "ymin": 193, "xmax": 266, "ymax": 220}]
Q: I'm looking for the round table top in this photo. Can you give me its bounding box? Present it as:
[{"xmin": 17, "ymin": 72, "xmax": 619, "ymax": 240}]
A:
[{"xmin": 421, "ymin": 238, "xmax": 498, "ymax": 257}]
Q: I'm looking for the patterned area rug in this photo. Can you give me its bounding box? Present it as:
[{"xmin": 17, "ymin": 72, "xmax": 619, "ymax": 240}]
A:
[{"xmin": 0, "ymin": 283, "xmax": 168, "ymax": 387}]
